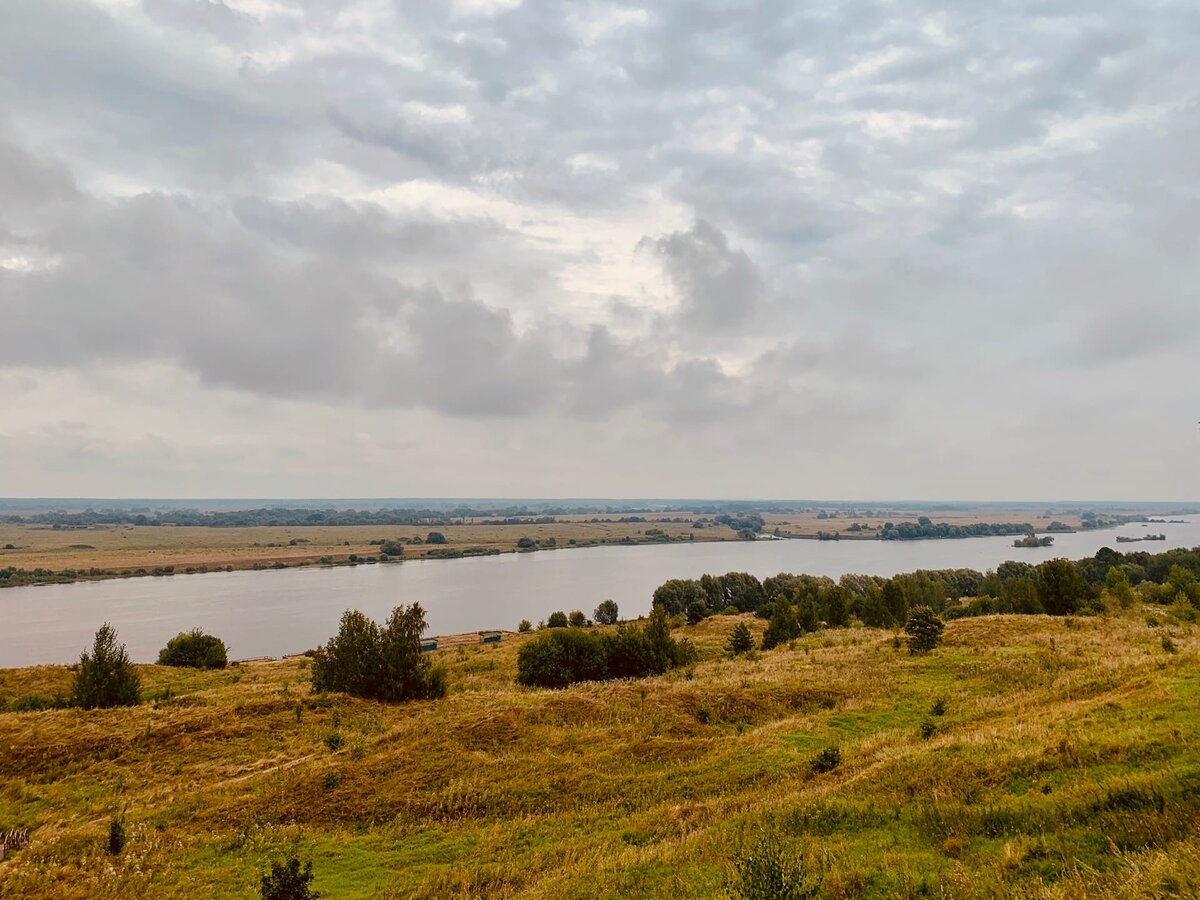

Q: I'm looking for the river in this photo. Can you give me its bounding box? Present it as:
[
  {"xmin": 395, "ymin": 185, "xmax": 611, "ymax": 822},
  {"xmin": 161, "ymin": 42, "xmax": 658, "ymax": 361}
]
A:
[{"xmin": 2, "ymin": 518, "xmax": 1198, "ymax": 666}]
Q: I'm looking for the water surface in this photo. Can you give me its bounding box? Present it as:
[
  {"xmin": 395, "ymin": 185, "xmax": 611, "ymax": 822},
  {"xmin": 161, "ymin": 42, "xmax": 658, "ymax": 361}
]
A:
[{"xmin": 2, "ymin": 518, "xmax": 1197, "ymax": 665}]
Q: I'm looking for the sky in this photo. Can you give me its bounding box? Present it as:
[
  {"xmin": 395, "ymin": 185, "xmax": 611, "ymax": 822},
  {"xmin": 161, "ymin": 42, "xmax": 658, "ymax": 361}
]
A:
[{"xmin": 0, "ymin": 0, "xmax": 1197, "ymax": 501}]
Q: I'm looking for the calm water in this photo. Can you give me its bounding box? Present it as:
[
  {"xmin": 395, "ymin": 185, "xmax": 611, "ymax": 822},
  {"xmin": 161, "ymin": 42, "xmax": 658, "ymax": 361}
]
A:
[{"xmin": 3, "ymin": 518, "xmax": 1198, "ymax": 666}]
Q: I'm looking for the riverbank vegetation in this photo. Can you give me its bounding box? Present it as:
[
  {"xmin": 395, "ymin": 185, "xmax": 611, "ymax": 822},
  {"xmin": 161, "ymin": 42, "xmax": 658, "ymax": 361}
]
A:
[{"xmin": 1, "ymin": 601, "xmax": 1197, "ymax": 896}]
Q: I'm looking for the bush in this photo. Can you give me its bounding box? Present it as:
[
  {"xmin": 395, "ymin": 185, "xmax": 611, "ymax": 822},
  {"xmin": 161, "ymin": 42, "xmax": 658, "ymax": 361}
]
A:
[
  {"xmin": 72, "ymin": 624, "xmax": 141, "ymax": 709},
  {"xmin": 311, "ymin": 605, "xmax": 446, "ymax": 703},
  {"xmin": 261, "ymin": 854, "xmax": 319, "ymax": 900},
  {"xmin": 593, "ymin": 599, "xmax": 619, "ymax": 625},
  {"xmin": 727, "ymin": 622, "xmax": 755, "ymax": 656},
  {"xmin": 546, "ymin": 611, "xmax": 569, "ymax": 628},
  {"xmin": 905, "ymin": 606, "xmax": 944, "ymax": 654},
  {"xmin": 728, "ymin": 828, "xmax": 822, "ymax": 899},
  {"xmin": 810, "ymin": 746, "xmax": 841, "ymax": 774},
  {"xmin": 568, "ymin": 610, "xmax": 588, "ymax": 628},
  {"xmin": 157, "ymin": 629, "xmax": 228, "ymax": 669},
  {"xmin": 425, "ymin": 532, "xmax": 447, "ymax": 545},
  {"xmin": 324, "ymin": 732, "xmax": 344, "ymax": 751},
  {"xmin": 517, "ymin": 619, "xmax": 533, "ymax": 633},
  {"xmin": 107, "ymin": 817, "xmax": 125, "ymax": 855},
  {"xmin": 517, "ymin": 608, "xmax": 693, "ymax": 688}
]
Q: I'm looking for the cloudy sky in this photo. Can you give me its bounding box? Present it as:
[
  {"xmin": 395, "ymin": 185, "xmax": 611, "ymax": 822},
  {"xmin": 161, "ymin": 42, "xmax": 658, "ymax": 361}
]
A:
[{"xmin": 1, "ymin": 0, "xmax": 1197, "ymax": 500}]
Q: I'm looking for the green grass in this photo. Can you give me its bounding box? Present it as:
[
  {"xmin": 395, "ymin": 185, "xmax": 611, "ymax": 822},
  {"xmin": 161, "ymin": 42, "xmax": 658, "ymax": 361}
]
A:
[{"xmin": 1, "ymin": 611, "xmax": 1198, "ymax": 897}]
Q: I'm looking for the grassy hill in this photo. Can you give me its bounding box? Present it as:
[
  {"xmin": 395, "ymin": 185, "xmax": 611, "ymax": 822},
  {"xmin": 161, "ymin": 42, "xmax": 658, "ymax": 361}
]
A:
[{"xmin": 1, "ymin": 611, "xmax": 1197, "ymax": 898}]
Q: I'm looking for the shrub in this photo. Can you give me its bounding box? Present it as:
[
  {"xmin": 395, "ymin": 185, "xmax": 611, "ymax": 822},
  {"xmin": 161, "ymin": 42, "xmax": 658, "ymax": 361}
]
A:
[
  {"xmin": 157, "ymin": 629, "xmax": 228, "ymax": 669},
  {"xmin": 1162, "ymin": 635, "xmax": 1178, "ymax": 654},
  {"xmin": 323, "ymin": 732, "xmax": 344, "ymax": 751},
  {"xmin": 728, "ymin": 828, "xmax": 822, "ymax": 900},
  {"xmin": 930, "ymin": 698, "xmax": 947, "ymax": 717},
  {"xmin": 425, "ymin": 532, "xmax": 447, "ymax": 545},
  {"xmin": 107, "ymin": 817, "xmax": 125, "ymax": 855},
  {"xmin": 261, "ymin": 854, "xmax": 319, "ymax": 900},
  {"xmin": 920, "ymin": 719, "xmax": 937, "ymax": 739},
  {"xmin": 727, "ymin": 622, "xmax": 755, "ymax": 656},
  {"xmin": 761, "ymin": 595, "xmax": 801, "ymax": 650},
  {"xmin": 310, "ymin": 605, "xmax": 446, "ymax": 703},
  {"xmin": 810, "ymin": 746, "xmax": 841, "ymax": 774},
  {"xmin": 517, "ymin": 619, "xmax": 533, "ymax": 633},
  {"xmin": 593, "ymin": 599, "xmax": 619, "ymax": 625},
  {"xmin": 72, "ymin": 624, "xmax": 141, "ymax": 709},
  {"xmin": 517, "ymin": 537, "xmax": 536, "ymax": 550},
  {"xmin": 905, "ymin": 606, "xmax": 945, "ymax": 654},
  {"xmin": 546, "ymin": 611, "xmax": 569, "ymax": 628},
  {"xmin": 568, "ymin": 610, "xmax": 588, "ymax": 628}
]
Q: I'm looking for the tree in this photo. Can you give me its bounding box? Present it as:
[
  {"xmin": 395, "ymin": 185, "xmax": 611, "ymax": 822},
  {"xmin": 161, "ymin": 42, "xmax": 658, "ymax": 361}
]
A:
[
  {"xmin": 593, "ymin": 600, "xmax": 619, "ymax": 625},
  {"xmin": 517, "ymin": 537, "xmax": 536, "ymax": 550},
  {"xmin": 761, "ymin": 595, "xmax": 800, "ymax": 650},
  {"xmin": 311, "ymin": 605, "xmax": 445, "ymax": 702},
  {"xmin": 686, "ymin": 598, "xmax": 709, "ymax": 624},
  {"xmin": 72, "ymin": 624, "xmax": 141, "ymax": 709},
  {"xmin": 727, "ymin": 622, "xmax": 755, "ymax": 656},
  {"xmin": 1037, "ymin": 559, "xmax": 1087, "ymax": 615},
  {"xmin": 1104, "ymin": 566, "xmax": 1135, "ymax": 609},
  {"xmin": 568, "ymin": 610, "xmax": 588, "ymax": 628},
  {"xmin": 653, "ymin": 578, "xmax": 707, "ymax": 616},
  {"xmin": 261, "ymin": 854, "xmax": 319, "ymax": 900},
  {"xmin": 517, "ymin": 619, "xmax": 533, "ymax": 633},
  {"xmin": 881, "ymin": 579, "xmax": 908, "ymax": 627},
  {"xmin": 157, "ymin": 629, "xmax": 227, "ymax": 669},
  {"xmin": 547, "ymin": 611, "xmax": 569, "ymax": 628},
  {"xmin": 821, "ymin": 586, "xmax": 849, "ymax": 628},
  {"xmin": 905, "ymin": 606, "xmax": 944, "ymax": 654},
  {"xmin": 425, "ymin": 532, "xmax": 447, "ymax": 545}
]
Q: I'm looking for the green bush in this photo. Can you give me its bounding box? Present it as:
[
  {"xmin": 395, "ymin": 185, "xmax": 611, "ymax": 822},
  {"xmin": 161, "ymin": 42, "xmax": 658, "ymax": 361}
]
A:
[
  {"xmin": 157, "ymin": 629, "xmax": 228, "ymax": 669},
  {"xmin": 311, "ymin": 604, "xmax": 446, "ymax": 703},
  {"xmin": 810, "ymin": 746, "xmax": 841, "ymax": 774},
  {"xmin": 107, "ymin": 817, "xmax": 126, "ymax": 855},
  {"xmin": 904, "ymin": 606, "xmax": 944, "ymax": 654},
  {"xmin": 727, "ymin": 622, "xmax": 755, "ymax": 656},
  {"xmin": 728, "ymin": 829, "xmax": 822, "ymax": 899},
  {"xmin": 568, "ymin": 610, "xmax": 588, "ymax": 628},
  {"xmin": 546, "ymin": 611, "xmax": 569, "ymax": 628},
  {"xmin": 761, "ymin": 595, "xmax": 800, "ymax": 650},
  {"xmin": 261, "ymin": 854, "xmax": 319, "ymax": 900},
  {"xmin": 517, "ymin": 619, "xmax": 533, "ymax": 633},
  {"xmin": 516, "ymin": 608, "xmax": 693, "ymax": 688},
  {"xmin": 72, "ymin": 624, "xmax": 141, "ymax": 709}
]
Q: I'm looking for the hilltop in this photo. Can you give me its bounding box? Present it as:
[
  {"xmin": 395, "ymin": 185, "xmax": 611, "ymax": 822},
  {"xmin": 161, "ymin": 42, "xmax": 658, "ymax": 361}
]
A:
[{"xmin": 0, "ymin": 610, "xmax": 1197, "ymax": 898}]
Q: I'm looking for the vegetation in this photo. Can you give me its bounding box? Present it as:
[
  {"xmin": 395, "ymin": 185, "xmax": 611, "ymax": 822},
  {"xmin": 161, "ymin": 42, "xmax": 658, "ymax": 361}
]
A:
[
  {"xmin": 879, "ymin": 518, "xmax": 1035, "ymax": 540},
  {"xmin": 726, "ymin": 622, "xmax": 755, "ymax": 655},
  {"xmin": 728, "ymin": 827, "xmax": 822, "ymax": 899},
  {"xmin": 516, "ymin": 608, "xmax": 694, "ymax": 688},
  {"xmin": 593, "ymin": 599, "xmax": 620, "ymax": 625},
  {"xmin": 261, "ymin": 854, "xmax": 319, "ymax": 900},
  {"xmin": 546, "ymin": 610, "xmax": 569, "ymax": 628},
  {"xmin": 310, "ymin": 605, "xmax": 447, "ymax": 702},
  {"xmin": 904, "ymin": 606, "xmax": 945, "ymax": 653},
  {"xmin": 157, "ymin": 629, "xmax": 228, "ymax": 669},
  {"xmin": 2, "ymin": 608, "xmax": 1200, "ymax": 897},
  {"xmin": 1013, "ymin": 534, "xmax": 1054, "ymax": 548},
  {"xmin": 71, "ymin": 624, "xmax": 141, "ymax": 709}
]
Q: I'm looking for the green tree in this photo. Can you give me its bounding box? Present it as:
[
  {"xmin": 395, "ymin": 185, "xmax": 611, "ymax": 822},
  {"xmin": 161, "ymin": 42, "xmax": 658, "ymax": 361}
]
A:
[
  {"xmin": 157, "ymin": 629, "xmax": 227, "ymax": 669},
  {"xmin": 568, "ymin": 610, "xmax": 588, "ymax": 628},
  {"xmin": 727, "ymin": 622, "xmax": 755, "ymax": 656},
  {"xmin": 311, "ymin": 605, "xmax": 445, "ymax": 702},
  {"xmin": 905, "ymin": 606, "xmax": 944, "ymax": 654},
  {"xmin": 1104, "ymin": 566, "xmax": 1136, "ymax": 609},
  {"xmin": 593, "ymin": 599, "xmax": 620, "ymax": 625},
  {"xmin": 761, "ymin": 595, "xmax": 800, "ymax": 650},
  {"xmin": 653, "ymin": 578, "xmax": 707, "ymax": 616},
  {"xmin": 517, "ymin": 619, "xmax": 533, "ymax": 633},
  {"xmin": 1037, "ymin": 559, "xmax": 1087, "ymax": 616},
  {"xmin": 821, "ymin": 585, "xmax": 849, "ymax": 628},
  {"xmin": 425, "ymin": 532, "xmax": 447, "ymax": 545},
  {"xmin": 881, "ymin": 579, "xmax": 909, "ymax": 626},
  {"xmin": 71, "ymin": 623, "xmax": 141, "ymax": 709},
  {"xmin": 686, "ymin": 598, "xmax": 709, "ymax": 624},
  {"xmin": 310, "ymin": 610, "xmax": 381, "ymax": 699},
  {"xmin": 261, "ymin": 854, "xmax": 319, "ymax": 900},
  {"xmin": 547, "ymin": 611, "xmax": 569, "ymax": 628}
]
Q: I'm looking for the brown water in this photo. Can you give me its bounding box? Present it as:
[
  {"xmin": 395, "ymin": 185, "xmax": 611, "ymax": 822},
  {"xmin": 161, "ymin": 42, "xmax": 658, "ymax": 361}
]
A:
[{"xmin": 2, "ymin": 518, "xmax": 1197, "ymax": 666}]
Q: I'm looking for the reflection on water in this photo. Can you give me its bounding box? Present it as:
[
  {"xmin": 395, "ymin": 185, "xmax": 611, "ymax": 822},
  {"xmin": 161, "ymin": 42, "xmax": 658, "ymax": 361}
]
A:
[{"xmin": 2, "ymin": 518, "xmax": 1199, "ymax": 665}]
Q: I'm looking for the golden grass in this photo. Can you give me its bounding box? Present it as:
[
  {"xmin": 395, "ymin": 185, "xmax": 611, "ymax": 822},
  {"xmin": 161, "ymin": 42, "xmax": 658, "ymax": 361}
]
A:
[{"xmin": 1, "ymin": 610, "xmax": 1197, "ymax": 898}]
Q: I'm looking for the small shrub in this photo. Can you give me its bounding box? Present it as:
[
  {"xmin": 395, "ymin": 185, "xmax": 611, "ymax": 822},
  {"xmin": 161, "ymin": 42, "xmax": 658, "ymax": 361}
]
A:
[
  {"xmin": 810, "ymin": 746, "xmax": 842, "ymax": 774},
  {"xmin": 920, "ymin": 720, "xmax": 937, "ymax": 739},
  {"xmin": 728, "ymin": 828, "xmax": 822, "ymax": 899},
  {"xmin": 517, "ymin": 619, "xmax": 533, "ymax": 633},
  {"xmin": 72, "ymin": 624, "xmax": 141, "ymax": 709},
  {"xmin": 695, "ymin": 704, "xmax": 712, "ymax": 725},
  {"xmin": 905, "ymin": 606, "xmax": 945, "ymax": 654},
  {"xmin": 727, "ymin": 623, "xmax": 755, "ymax": 656},
  {"xmin": 261, "ymin": 854, "xmax": 319, "ymax": 900},
  {"xmin": 1162, "ymin": 635, "xmax": 1178, "ymax": 654},
  {"xmin": 107, "ymin": 817, "xmax": 126, "ymax": 855},
  {"xmin": 930, "ymin": 698, "xmax": 947, "ymax": 717},
  {"xmin": 157, "ymin": 629, "xmax": 228, "ymax": 669},
  {"xmin": 324, "ymin": 732, "xmax": 344, "ymax": 752},
  {"xmin": 322, "ymin": 771, "xmax": 341, "ymax": 790}
]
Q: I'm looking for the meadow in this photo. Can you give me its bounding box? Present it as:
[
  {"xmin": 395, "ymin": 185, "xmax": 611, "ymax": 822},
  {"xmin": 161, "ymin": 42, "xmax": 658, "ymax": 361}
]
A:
[{"xmin": 1, "ymin": 607, "xmax": 1196, "ymax": 898}]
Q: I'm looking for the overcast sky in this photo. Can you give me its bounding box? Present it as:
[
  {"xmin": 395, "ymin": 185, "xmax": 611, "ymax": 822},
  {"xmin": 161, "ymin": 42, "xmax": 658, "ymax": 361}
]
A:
[{"xmin": 1, "ymin": 0, "xmax": 1197, "ymax": 500}]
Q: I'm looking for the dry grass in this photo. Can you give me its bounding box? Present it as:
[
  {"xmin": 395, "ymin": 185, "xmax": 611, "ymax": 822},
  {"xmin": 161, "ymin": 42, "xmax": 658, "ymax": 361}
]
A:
[{"xmin": 1, "ymin": 610, "xmax": 1197, "ymax": 898}]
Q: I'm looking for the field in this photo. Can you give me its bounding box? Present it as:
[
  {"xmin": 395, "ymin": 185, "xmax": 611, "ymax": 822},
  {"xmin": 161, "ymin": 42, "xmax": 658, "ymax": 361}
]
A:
[
  {"xmin": 1, "ymin": 609, "xmax": 1197, "ymax": 898},
  {"xmin": 0, "ymin": 507, "xmax": 1091, "ymax": 578}
]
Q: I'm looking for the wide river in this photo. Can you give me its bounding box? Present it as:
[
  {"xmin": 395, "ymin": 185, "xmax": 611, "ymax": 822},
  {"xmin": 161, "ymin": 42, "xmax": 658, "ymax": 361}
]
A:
[{"xmin": 3, "ymin": 518, "xmax": 1199, "ymax": 666}]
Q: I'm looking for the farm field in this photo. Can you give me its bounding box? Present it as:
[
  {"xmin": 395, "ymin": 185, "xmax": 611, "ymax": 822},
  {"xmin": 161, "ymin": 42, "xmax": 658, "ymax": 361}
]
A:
[
  {"xmin": 0, "ymin": 507, "xmax": 1094, "ymax": 579},
  {"xmin": 1, "ymin": 609, "xmax": 1197, "ymax": 898}
]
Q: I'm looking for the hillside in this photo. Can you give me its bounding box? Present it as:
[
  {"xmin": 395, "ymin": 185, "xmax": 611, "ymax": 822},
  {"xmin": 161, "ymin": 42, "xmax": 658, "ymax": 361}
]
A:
[{"xmin": 1, "ymin": 611, "xmax": 1197, "ymax": 898}]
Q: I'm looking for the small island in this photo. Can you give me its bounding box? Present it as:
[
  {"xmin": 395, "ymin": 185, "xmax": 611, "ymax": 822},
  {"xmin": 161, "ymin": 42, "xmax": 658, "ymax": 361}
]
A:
[{"xmin": 1013, "ymin": 534, "xmax": 1054, "ymax": 548}]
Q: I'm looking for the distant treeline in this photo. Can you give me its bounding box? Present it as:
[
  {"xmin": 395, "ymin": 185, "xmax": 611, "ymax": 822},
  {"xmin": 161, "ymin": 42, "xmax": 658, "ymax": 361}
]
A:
[
  {"xmin": 652, "ymin": 544, "xmax": 1200, "ymax": 628},
  {"xmin": 878, "ymin": 518, "xmax": 1037, "ymax": 540}
]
